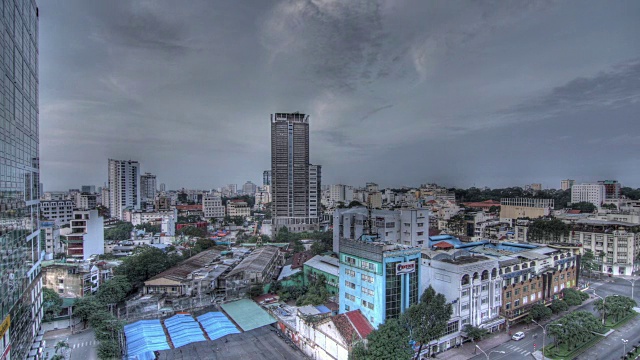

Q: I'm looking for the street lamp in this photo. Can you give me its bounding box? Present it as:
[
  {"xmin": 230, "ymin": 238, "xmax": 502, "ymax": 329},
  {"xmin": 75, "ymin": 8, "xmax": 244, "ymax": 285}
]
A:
[
  {"xmin": 591, "ymin": 290, "xmax": 606, "ymax": 326},
  {"xmin": 618, "ymin": 277, "xmax": 638, "ymax": 300},
  {"xmin": 532, "ymin": 320, "xmax": 563, "ymax": 359},
  {"xmin": 622, "ymin": 339, "xmax": 629, "ymax": 356},
  {"xmin": 475, "ymin": 345, "xmax": 505, "ymax": 360}
]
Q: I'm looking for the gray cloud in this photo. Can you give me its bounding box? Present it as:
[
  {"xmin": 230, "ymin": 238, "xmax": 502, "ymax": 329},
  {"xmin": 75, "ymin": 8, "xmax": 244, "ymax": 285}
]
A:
[{"xmin": 38, "ymin": 0, "xmax": 640, "ymax": 190}]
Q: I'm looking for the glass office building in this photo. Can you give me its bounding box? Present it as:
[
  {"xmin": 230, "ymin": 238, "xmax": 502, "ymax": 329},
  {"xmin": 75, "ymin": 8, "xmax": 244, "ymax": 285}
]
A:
[{"xmin": 0, "ymin": 0, "xmax": 43, "ymax": 359}]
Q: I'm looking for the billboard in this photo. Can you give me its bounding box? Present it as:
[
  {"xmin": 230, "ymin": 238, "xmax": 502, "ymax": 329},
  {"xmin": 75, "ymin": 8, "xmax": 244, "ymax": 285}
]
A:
[{"xmin": 396, "ymin": 262, "xmax": 416, "ymax": 275}]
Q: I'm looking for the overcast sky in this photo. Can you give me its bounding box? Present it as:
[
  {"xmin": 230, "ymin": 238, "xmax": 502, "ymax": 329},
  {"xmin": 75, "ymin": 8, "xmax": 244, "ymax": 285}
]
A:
[{"xmin": 39, "ymin": 0, "xmax": 640, "ymax": 191}]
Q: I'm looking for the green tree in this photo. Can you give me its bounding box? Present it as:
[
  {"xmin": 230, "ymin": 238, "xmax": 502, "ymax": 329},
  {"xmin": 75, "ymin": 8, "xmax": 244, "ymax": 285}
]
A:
[
  {"xmin": 365, "ymin": 318, "xmax": 413, "ymax": 360},
  {"xmin": 97, "ymin": 338, "xmax": 121, "ymax": 359},
  {"xmin": 176, "ymin": 225, "xmax": 207, "ymax": 238},
  {"xmin": 400, "ymin": 286, "xmax": 453, "ymax": 358},
  {"xmin": 550, "ymin": 299, "xmax": 569, "ymax": 314},
  {"xmin": 73, "ymin": 296, "xmax": 102, "ymax": 327},
  {"xmin": 570, "ymin": 201, "xmax": 597, "ymax": 213},
  {"xmin": 95, "ymin": 275, "xmax": 131, "ymax": 305},
  {"xmin": 528, "ymin": 303, "xmax": 552, "ymax": 321},
  {"xmin": 463, "ymin": 325, "xmax": 490, "ymax": 353},
  {"xmin": 561, "ymin": 288, "xmax": 588, "ymax": 307},
  {"xmin": 134, "ymin": 222, "xmax": 161, "ymax": 233},
  {"xmin": 297, "ymin": 274, "xmax": 329, "ymax": 306},
  {"xmin": 601, "ymin": 203, "xmax": 617, "ymax": 210},
  {"xmin": 581, "ymin": 249, "xmax": 597, "ymax": 278},
  {"xmin": 349, "ymin": 341, "xmax": 368, "ymax": 360},
  {"xmin": 104, "ymin": 221, "xmax": 134, "ymax": 241},
  {"xmin": 116, "ymin": 246, "xmax": 182, "ymax": 289},
  {"xmin": 43, "ymin": 287, "xmax": 63, "ymax": 321},
  {"xmin": 527, "ymin": 218, "xmax": 570, "ymax": 243}
]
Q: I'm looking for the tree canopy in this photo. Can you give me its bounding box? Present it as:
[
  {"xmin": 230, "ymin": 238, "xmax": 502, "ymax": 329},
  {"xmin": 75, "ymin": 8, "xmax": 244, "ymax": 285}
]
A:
[
  {"xmin": 527, "ymin": 218, "xmax": 570, "ymax": 242},
  {"xmin": 115, "ymin": 246, "xmax": 183, "ymax": 289},
  {"xmin": 135, "ymin": 222, "xmax": 161, "ymax": 233},
  {"xmin": 547, "ymin": 311, "xmax": 604, "ymax": 350},
  {"xmin": 570, "ymin": 201, "xmax": 597, "ymax": 213},
  {"xmin": 350, "ymin": 318, "xmax": 413, "ymax": 360},
  {"xmin": 594, "ymin": 295, "xmax": 637, "ymax": 323},
  {"xmin": 561, "ymin": 288, "xmax": 589, "ymax": 307},
  {"xmin": 550, "ymin": 299, "xmax": 569, "ymax": 314},
  {"xmin": 104, "ymin": 221, "xmax": 134, "ymax": 241},
  {"xmin": 43, "ymin": 288, "xmax": 63, "ymax": 321}
]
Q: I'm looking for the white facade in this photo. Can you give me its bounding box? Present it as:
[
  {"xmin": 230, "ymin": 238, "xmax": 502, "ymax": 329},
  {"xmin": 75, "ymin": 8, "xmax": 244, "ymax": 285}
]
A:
[
  {"xmin": 227, "ymin": 201, "xmax": 250, "ymax": 218},
  {"xmin": 67, "ymin": 210, "xmax": 104, "ymax": 261},
  {"xmin": 571, "ymin": 183, "xmax": 605, "ymax": 209},
  {"xmin": 242, "ymin": 181, "xmax": 257, "ymax": 195},
  {"xmin": 41, "ymin": 200, "xmax": 74, "ymax": 225},
  {"xmin": 129, "ymin": 209, "xmax": 178, "ymax": 236},
  {"xmin": 202, "ymin": 193, "xmax": 225, "ymax": 218},
  {"xmin": 333, "ymin": 207, "xmax": 429, "ymax": 252},
  {"xmin": 330, "ymin": 184, "xmax": 354, "ymax": 205},
  {"xmin": 108, "ymin": 159, "xmax": 140, "ymax": 220},
  {"xmin": 420, "ymin": 249, "xmax": 503, "ymax": 352},
  {"xmin": 309, "ymin": 165, "xmax": 321, "ymax": 219},
  {"xmin": 296, "ymin": 315, "xmax": 350, "ymax": 360},
  {"xmin": 573, "ymin": 229, "xmax": 639, "ymax": 276},
  {"xmin": 76, "ymin": 193, "xmax": 97, "ymax": 210},
  {"xmin": 41, "ymin": 222, "xmax": 63, "ymax": 260}
]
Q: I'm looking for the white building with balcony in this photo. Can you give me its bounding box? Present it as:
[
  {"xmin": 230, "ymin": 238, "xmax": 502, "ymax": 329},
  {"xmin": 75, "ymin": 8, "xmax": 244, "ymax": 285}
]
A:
[{"xmin": 420, "ymin": 249, "xmax": 503, "ymax": 353}]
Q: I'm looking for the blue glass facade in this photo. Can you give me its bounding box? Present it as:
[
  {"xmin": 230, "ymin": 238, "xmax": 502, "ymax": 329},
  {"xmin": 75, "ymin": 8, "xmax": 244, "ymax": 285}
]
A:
[{"xmin": 0, "ymin": 0, "xmax": 42, "ymax": 359}]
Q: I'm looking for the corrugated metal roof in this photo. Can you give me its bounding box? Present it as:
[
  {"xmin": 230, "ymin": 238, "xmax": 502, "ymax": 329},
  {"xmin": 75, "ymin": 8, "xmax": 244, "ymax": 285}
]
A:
[
  {"xmin": 220, "ymin": 299, "xmax": 276, "ymax": 332},
  {"xmin": 124, "ymin": 319, "xmax": 170, "ymax": 360},
  {"xmin": 196, "ymin": 312, "xmax": 241, "ymax": 341},
  {"xmin": 303, "ymin": 255, "xmax": 339, "ymax": 277},
  {"xmin": 164, "ymin": 314, "xmax": 206, "ymax": 348}
]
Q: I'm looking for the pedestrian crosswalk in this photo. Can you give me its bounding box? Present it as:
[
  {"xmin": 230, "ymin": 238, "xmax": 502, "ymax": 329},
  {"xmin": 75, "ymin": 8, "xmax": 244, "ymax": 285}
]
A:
[
  {"xmin": 72, "ymin": 341, "xmax": 97, "ymax": 349},
  {"xmin": 504, "ymin": 343, "xmax": 531, "ymax": 356}
]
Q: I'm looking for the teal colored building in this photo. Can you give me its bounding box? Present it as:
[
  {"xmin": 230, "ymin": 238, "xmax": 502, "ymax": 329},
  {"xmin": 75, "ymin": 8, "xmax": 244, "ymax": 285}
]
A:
[
  {"xmin": 339, "ymin": 237, "xmax": 422, "ymax": 328},
  {"xmin": 303, "ymin": 255, "xmax": 339, "ymax": 296}
]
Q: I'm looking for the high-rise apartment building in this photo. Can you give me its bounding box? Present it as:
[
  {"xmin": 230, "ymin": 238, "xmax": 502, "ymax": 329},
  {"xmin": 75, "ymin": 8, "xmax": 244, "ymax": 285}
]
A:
[
  {"xmin": 242, "ymin": 181, "xmax": 257, "ymax": 195},
  {"xmin": 140, "ymin": 172, "xmax": 157, "ymax": 206},
  {"xmin": 598, "ymin": 180, "xmax": 621, "ymax": 199},
  {"xmin": 571, "ymin": 183, "xmax": 605, "ymax": 209},
  {"xmin": 0, "ymin": 1, "xmax": 44, "ymax": 358},
  {"xmin": 159, "ymin": 183, "xmax": 166, "ymax": 192},
  {"xmin": 270, "ymin": 113, "xmax": 321, "ymax": 232},
  {"xmin": 108, "ymin": 159, "xmax": 140, "ymax": 220}
]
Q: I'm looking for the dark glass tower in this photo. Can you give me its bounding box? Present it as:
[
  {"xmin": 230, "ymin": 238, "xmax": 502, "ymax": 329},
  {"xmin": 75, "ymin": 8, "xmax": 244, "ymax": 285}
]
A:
[{"xmin": 0, "ymin": 1, "xmax": 43, "ymax": 359}]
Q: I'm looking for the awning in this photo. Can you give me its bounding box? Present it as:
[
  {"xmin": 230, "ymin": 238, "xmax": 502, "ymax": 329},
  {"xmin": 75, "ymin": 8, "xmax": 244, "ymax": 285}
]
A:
[{"xmin": 479, "ymin": 317, "xmax": 506, "ymax": 329}]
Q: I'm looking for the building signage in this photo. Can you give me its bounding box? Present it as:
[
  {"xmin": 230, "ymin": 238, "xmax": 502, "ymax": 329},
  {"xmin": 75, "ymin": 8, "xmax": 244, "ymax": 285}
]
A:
[
  {"xmin": 396, "ymin": 262, "xmax": 416, "ymax": 274},
  {"xmin": 0, "ymin": 315, "xmax": 10, "ymax": 337}
]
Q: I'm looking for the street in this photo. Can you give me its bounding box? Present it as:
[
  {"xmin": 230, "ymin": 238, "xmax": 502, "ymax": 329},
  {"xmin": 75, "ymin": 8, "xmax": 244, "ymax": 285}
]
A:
[
  {"xmin": 43, "ymin": 329, "xmax": 98, "ymax": 360},
  {"xmin": 468, "ymin": 275, "xmax": 640, "ymax": 360}
]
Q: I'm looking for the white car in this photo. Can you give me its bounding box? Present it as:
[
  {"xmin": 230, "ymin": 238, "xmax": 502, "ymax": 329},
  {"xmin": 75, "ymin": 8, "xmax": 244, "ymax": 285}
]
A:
[{"xmin": 512, "ymin": 332, "xmax": 526, "ymax": 341}]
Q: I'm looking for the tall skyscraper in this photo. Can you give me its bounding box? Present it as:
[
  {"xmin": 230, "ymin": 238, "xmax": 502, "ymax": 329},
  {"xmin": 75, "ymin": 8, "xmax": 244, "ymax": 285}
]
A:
[
  {"xmin": 263, "ymin": 170, "xmax": 271, "ymax": 186},
  {"xmin": 159, "ymin": 183, "xmax": 166, "ymax": 192},
  {"xmin": 270, "ymin": 113, "xmax": 321, "ymax": 232},
  {"xmin": 108, "ymin": 159, "xmax": 140, "ymax": 220},
  {"xmin": 140, "ymin": 172, "xmax": 157, "ymax": 205},
  {"xmin": 0, "ymin": 1, "xmax": 44, "ymax": 358}
]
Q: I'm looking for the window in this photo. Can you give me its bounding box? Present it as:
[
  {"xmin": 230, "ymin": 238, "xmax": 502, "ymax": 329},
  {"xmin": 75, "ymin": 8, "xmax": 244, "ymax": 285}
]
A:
[
  {"xmin": 515, "ymin": 299, "xmax": 520, "ymax": 307},
  {"xmin": 345, "ymin": 305, "xmax": 350, "ymax": 311},
  {"xmin": 345, "ymin": 256, "xmax": 356, "ymax": 265},
  {"xmin": 462, "ymin": 318, "xmax": 470, "ymax": 325},
  {"xmin": 345, "ymin": 269, "xmax": 355, "ymax": 277},
  {"xmin": 362, "ymin": 287, "xmax": 374, "ymax": 296},
  {"xmin": 361, "ymin": 274, "xmax": 374, "ymax": 283},
  {"xmin": 481, "ymin": 284, "xmax": 488, "ymax": 292},
  {"xmin": 58, "ymin": 279, "xmax": 64, "ymax": 284},
  {"xmin": 58, "ymin": 289, "xmax": 63, "ymax": 294},
  {"xmin": 506, "ymin": 302, "xmax": 511, "ymax": 310},
  {"xmin": 461, "ymin": 303, "xmax": 470, "ymax": 311},
  {"xmin": 361, "ymin": 260, "xmax": 376, "ymax": 271},
  {"xmin": 506, "ymin": 291, "xmax": 511, "ymax": 299},
  {"xmin": 362, "ymin": 300, "xmax": 375, "ymax": 310},
  {"xmin": 462, "ymin": 289, "xmax": 469, "ymax": 297},
  {"xmin": 345, "ymin": 293, "xmax": 356, "ymax": 301},
  {"xmin": 443, "ymin": 321, "xmax": 459, "ymax": 336},
  {"xmin": 523, "ymin": 286, "xmax": 528, "ymax": 292},
  {"xmin": 531, "ymin": 283, "xmax": 536, "ymax": 290},
  {"xmin": 481, "ymin": 297, "xmax": 488, "ymax": 304},
  {"xmin": 514, "ymin": 288, "xmax": 520, "ymax": 296},
  {"xmin": 345, "ymin": 280, "xmax": 356, "ymax": 289}
]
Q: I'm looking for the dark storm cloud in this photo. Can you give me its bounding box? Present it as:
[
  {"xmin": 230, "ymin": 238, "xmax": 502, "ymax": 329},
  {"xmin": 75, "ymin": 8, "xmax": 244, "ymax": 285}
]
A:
[{"xmin": 38, "ymin": 0, "xmax": 640, "ymax": 190}]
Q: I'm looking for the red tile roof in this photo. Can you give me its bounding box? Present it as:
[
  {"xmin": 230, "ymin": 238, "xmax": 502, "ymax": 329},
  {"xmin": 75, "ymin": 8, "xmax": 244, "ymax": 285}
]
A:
[
  {"xmin": 429, "ymin": 229, "xmax": 442, "ymax": 237},
  {"xmin": 433, "ymin": 241, "xmax": 454, "ymax": 249},
  {"xmin": 462, "ymin": 200, "xmax": 501, "ymax": 209},
  {"xmin": 345, "ymin": 310, "xmax": 373, "ymax": 339},
  {"xmin": 567, "ymin": 209, "xmax": 581, "ymax": 214},
  {"xmin": 332, "ymin": 310, "xmax": 374, "ymax": 345},
  {"xmin": 176, "ymin": 205, "xmax": 202, "ymax": 211},
  {"xmin": 291, "ymin": 251, "xmax": 313, "ymax": 269}
]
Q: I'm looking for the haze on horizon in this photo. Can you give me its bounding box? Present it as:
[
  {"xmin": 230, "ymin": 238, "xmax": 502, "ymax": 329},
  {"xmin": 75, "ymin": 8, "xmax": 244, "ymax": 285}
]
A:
[{"xmin": 39, "ymin": 1, "xmax": 640, "ymax": 191}]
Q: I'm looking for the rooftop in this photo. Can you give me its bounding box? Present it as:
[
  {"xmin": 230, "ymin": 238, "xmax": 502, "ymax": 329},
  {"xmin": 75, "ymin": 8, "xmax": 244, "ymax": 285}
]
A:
[
  {"xmin": 304, "ymin": 255, "xmax": 339, "ymax": 277},
  {"xmin": 226, "ymin": 246, "xmax": 280, "ymax": 278},
  {"xmin": 147, "ymin": 248, "xmax": 224, "ymax": 283}
]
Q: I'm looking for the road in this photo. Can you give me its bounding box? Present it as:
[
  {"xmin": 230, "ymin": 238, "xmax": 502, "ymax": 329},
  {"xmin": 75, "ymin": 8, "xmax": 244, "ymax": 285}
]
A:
[
  {"xmin": 468, "ymin": 275, "xmax": 640, "ymax": 360},
  {"xmin": 43, "ymin": 328, "xmax": 97, "ymax": 360}
]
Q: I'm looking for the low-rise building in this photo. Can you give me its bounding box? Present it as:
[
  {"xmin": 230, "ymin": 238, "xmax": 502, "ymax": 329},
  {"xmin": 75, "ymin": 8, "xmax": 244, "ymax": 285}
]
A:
[
  {"xmin": 66, "ymin": 210, "xmax": 104, "ymax": 261},
  {"xmin": 226, "ymin": 200, "xmax": 251, "ymax": 218},
  {"xmin": 226, "ymin": 246, "xmax": 284, "ymax": 299},
  {"xmin": 41, "ymin": 221, "xmax": 64, "ymax": 260},
  {"xmin": 42, "ymin": 261, "xmax": 114, "ymax": 298},
  {"xmin": 203, "ymin": 193, "xmax": 225, "ymax": 219},
  {"xmin": 420, "ymin": 249, "xmax": 503, "ymax": 354},
  {"xmin": 303, "ymin": 255, "xmax": 339, "ymax": 296},
  {"xmin": 41, "ymin": 199, "xmax": 74, "ymax": 225},
  {"xmin": 143, "ymin": 249, "xmax": 228, "ymax": 297}
]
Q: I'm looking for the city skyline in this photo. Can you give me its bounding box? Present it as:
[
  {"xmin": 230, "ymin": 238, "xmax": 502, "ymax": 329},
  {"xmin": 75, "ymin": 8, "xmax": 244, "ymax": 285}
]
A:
[{"xmin": 39, "ymin": 1, "xmax": 640, "ymax": 190}]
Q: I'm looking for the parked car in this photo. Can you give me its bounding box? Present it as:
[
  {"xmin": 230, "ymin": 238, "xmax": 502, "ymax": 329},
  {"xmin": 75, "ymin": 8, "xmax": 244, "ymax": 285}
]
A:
[{"xmin": 512, "ymin": 332, "xmax": 525, "ymax": 341}]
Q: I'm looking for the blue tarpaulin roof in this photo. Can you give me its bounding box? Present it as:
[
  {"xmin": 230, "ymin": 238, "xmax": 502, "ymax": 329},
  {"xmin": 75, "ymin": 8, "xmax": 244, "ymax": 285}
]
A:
[
  {"xmin": 164, "ymin": 314, "xmax": 206, "ymax": 348},
  {"xmin": 196, "ymin": 312, "xmax": 241, "ymax": 341},
  {"xmin": 124, "ymin": 319, "xmax": 171, "ymax": 360},
  {"xmin": 315, "ymin": 305, "xmax": 331, "ymax": 314}
]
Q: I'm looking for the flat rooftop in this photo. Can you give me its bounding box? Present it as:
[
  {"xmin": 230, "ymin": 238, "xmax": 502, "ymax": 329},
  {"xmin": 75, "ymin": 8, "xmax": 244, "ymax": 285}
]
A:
[
  {"xmin": 156, "ymin": 325, "xmax": 304, "ymax": 360},
  {"xmin": 440, "ymin": 255, "xmax": 491, "ymax": 264}
]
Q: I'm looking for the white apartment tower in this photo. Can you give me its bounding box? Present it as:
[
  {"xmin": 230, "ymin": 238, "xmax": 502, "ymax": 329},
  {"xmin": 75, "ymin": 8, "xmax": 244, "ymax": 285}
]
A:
[
  {"xmin": 203, "ymin": 192, "xmax": 225, "ymax": 219},
  {"xmin": 571, "ymin": 183, "xmax": 605, "ymax": 209},
  {"xmin": 108, "ymin": 159, "xmax": 140, "ymax": 220}
]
